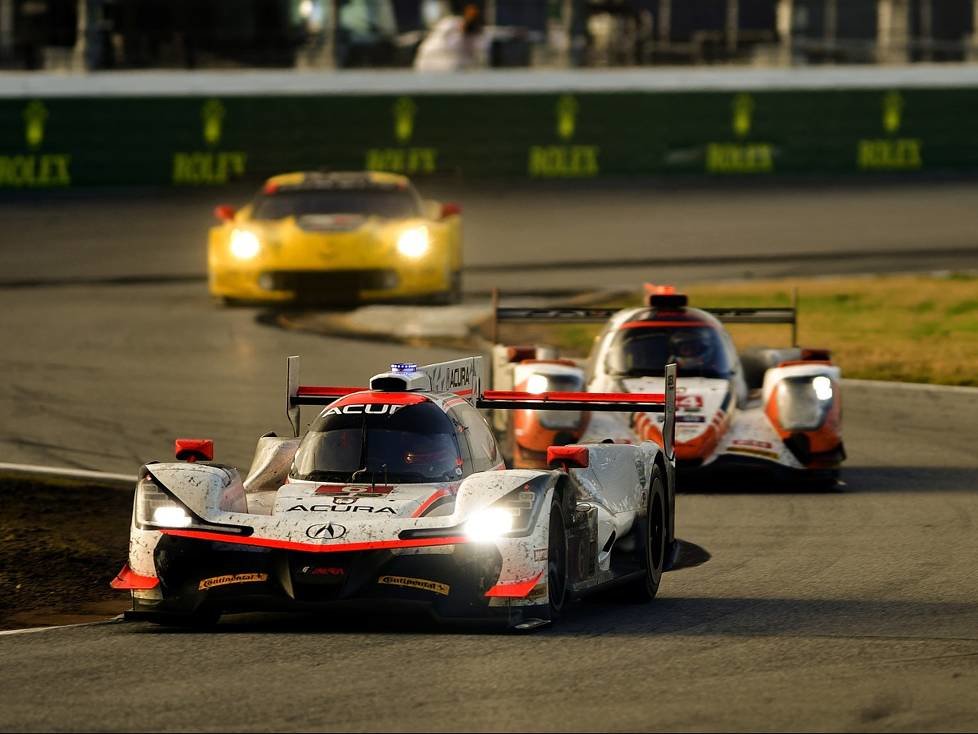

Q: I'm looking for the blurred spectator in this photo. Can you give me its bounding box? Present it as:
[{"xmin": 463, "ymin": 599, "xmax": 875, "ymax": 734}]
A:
[
  {"xmin": 337, "ymin": 0, "xmax": 398, "ymax": 66},
  {"xmin": 414, "ymin": 3, "xmax": 488, "ymax": 70}
]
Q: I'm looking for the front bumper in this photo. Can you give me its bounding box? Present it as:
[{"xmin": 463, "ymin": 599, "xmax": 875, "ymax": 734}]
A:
[
  {"xmin": 209, "ymin": 264, "xmax": 452, "ymax": 304},
  {"xmin": 129, "ymin": 534, "xmax": 545, "ymax": 627}
]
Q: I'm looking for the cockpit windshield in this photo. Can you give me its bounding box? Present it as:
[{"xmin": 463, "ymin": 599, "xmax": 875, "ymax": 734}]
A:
[
  {"xmin": 290, "ymin": 401, "xmax": 463, "ymax": 485},
  {"xmin": 252, "ymin": 188, "xmax": 421, "ymax": 220},
  {"xmin": 605, "ymin": 326, "xmax": 732, "ymax": 379}
]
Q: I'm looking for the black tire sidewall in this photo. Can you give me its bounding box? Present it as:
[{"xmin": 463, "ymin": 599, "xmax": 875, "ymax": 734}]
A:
[
  {"xmin": 641, "ymin": 466, "xmax": 667, "ymax": 599},
  {"xmin": 547, "ymin": 495, "xmax": 568, "ymax": 619}
]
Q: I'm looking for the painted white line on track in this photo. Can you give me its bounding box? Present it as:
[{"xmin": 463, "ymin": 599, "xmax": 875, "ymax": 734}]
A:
[
  {"xmin": 0, "ymin": 462, "xmax": 135, "ymax": 485},
  {"xmin": 0, "ymin": 616, "xmax": 124, "ymax": 637}
]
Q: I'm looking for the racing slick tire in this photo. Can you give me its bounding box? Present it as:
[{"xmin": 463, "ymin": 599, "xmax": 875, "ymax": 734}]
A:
[
  {"xmin": 628, "ymin": 465, "xmax": 667, "ymax": 602},
  {"xmin": 547, "ymin": 495, "xmax": 569, "ymax": 621}
]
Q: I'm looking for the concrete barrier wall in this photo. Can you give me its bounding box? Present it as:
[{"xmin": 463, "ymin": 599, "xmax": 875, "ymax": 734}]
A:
[{"xmin": 1, "ymin": 68, "xmax": 976, "ymax": 187}]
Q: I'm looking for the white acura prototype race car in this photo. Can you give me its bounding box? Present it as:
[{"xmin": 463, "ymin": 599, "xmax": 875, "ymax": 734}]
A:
[{"xmin": 112, "ymin": 356, "xmax": 678, "ymax": 630}]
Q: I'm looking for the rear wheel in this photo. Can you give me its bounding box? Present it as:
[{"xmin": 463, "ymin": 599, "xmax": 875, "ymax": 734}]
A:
[
  {"xmin": 630, "ymin": 465, "xmax": 667, "ymax": 601},
  {"xmin": 547, "ymin": 497, "xmax": 568, "ymax": 620}
]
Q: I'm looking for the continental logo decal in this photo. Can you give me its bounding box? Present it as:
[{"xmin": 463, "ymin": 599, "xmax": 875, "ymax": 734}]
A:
[
  {"xmin": 727, "ymin": 445, "xmax": 780, "ymax": 461},
  {"xmin": 377, "ymin": 575, "xmax": 450, "ymax": 596},
  {"xmin": 198, "ymin": 572, "xmax": 268, "ymax": 591}
]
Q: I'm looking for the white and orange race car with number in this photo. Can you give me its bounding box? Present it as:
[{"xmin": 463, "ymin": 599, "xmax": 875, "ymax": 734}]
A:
[
  {"xmin": 491, "ymin": 285, "xmax": 844, "ymax": 488},
  {"xmin": 112, "ymin": 355, "xmax": 679, "ymax": 630}
]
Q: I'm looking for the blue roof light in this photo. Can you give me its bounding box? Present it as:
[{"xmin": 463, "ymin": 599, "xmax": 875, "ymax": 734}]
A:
[{"xmin": 391, "ymin": 362, "xmax": 418, "ymax": 374}]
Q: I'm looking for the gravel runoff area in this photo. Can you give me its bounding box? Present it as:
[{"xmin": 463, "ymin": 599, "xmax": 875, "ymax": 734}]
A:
[{"xmin": 0, "ymin": 476, "xmax": 132, "ymax": 630}]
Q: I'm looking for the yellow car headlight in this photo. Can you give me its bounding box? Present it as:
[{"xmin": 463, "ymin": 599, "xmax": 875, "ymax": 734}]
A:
[
  {"xmin": 396, "ymin": 226, "xmax": 430, "ymax": 259},
  {"xmin": 230, "ymin": 229, "xmax": 261, "ymax": 260}
]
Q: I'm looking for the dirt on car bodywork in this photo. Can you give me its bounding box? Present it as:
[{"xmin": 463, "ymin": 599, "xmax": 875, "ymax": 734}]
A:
[{"xmin": 0, "ymin": 477, "xmax": 132, "ymax": 630}]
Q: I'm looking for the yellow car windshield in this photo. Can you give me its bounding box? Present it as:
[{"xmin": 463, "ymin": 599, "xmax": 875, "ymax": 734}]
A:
[{"xmin": 252, "ymin": 188, "xmax": 421, "ymax": 220}]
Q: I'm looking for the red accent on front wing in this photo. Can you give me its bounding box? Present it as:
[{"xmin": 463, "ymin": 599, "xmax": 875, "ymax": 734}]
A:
[
  {"xmin": 482, "ymin": 390, "xmax": 665, "ymax": 404},
  {"xmin": 110, "ymin": 564, "xmax": 160, "ymax": 590},
  {"xmin": 411, "ymin": 489, "xmax": 453, "ymax": 518},
  {"xmin": 485, "ymin": 571, "xmax": 545, "ymax": 598},
  {"xmin": 160, "ymin": 528, "xmax": 467, "ymax": 554}
]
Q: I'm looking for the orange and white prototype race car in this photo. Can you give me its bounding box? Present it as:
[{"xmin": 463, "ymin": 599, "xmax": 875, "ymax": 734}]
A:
[{"xmin": 491, "ymin": 285, "xmax": 845, "ymax": 487}]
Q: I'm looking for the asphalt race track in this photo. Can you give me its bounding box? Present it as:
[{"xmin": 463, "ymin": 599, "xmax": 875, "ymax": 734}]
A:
[{"xmin": 1, "ymin": 181, "xmax": 977, "ymax": 731}]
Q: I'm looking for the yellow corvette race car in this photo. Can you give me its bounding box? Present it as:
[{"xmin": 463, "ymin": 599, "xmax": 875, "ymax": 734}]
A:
[{"xmin": 208, "ymin": 171, "xmax": 463, "ymax": 305}]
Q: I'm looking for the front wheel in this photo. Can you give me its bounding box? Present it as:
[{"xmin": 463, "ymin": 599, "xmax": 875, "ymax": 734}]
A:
[
  {"xmin": 546, "ymin": 496, "xmax": 569, "ymax": 620},
  {"xmin": 629, "ymin": 465, "xmax": 667, "ymax": 602}
]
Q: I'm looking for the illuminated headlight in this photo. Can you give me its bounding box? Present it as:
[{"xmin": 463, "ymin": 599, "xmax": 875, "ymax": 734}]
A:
[
  {"xmin": 812, "ymin": 375, "xmax": 833, "ymax": 401},
  {"xmin": 464, "ymin": 507, "xmax": 514, "ymax": 542},
  {"xmin": 135, "ymin": 475, "xmax": 195, "ymax": 529},
  {"xmin": 464, "ymin": 485, "xmax": 542, "ymax": 542},
  {"xmin": 396, "ymin": 227, "xmax": 430, "ymax": 258},
  {"xmin": 152, "ymin": 506, "xmax": 192, "ymax": 528},
  {"xmin": 526, "ymin": 374, "xmax": 549, "ymax": 394},
  {"xmin": 524, "ymin": 373, "xmax": 585, "ymax": 430},
  {"xmin": 776, "ymin": 376, "xmax": 834, "ymax": 431},
  {"xmin": 229, "ymin": 229, "xmax": 261, "ymax": 260}
]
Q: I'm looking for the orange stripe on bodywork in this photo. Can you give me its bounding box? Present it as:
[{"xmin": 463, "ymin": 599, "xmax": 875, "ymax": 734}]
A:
[{"xmin": 633, "ymin": 408, "xmax": 731, "ymax": 461}]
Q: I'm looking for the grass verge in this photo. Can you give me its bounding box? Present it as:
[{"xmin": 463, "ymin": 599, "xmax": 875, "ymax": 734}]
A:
[{"xmin": 513, "ymin": 273, "xmax": 978, "ymax": 387}]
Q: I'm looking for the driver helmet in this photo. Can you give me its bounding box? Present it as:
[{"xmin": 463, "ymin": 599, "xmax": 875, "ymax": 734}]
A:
[{"xmin": 670, "ymin": 330, "xmax": 713, "ymax": 368}]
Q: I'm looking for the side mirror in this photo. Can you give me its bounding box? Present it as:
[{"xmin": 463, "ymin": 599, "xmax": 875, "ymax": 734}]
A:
[
  {"xmin": 175, "ymin": 438, "xmax": 214, "ymax": 463},
  {"xmin": 214, "ymin": 205, "xmax": 236, "ymax": 222},
  {"xmin": 440, "ymin": 202, "xmax": 462, "ymax": 220}
]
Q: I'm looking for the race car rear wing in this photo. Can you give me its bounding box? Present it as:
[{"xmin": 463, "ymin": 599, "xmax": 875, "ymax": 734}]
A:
[
  {"xmin": 286, "ymin": 355, "xmax": 483, "ymax": 437},
  {"xmin": 491, "ymin": 287, "xmax": 799, "ymax": 346},
  {"xmin": 285, "ymin": 355, "xmax": 676, "ymax": 459},
  {"xmin": 477, "ymin": 363, "xmax": 678, "ymax": 461}
]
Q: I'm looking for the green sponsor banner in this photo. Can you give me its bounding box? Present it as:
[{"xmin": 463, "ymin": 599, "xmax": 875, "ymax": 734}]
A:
[{"xmin": 1, "ymin": 87, "xmax": 976, "ymax": 187}]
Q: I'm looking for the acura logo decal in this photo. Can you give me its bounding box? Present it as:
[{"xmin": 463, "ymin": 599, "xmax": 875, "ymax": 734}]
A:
[{"xmin": 306, "ymin": 522, "xmax": 347, "ymax": 540}]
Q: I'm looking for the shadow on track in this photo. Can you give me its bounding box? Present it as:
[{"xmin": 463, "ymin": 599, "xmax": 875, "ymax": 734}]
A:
[
  {"xmin": 840, "ymin": 466, "xmax": 978, "ymax": 494},
  {"xmin": 678, "ymin": 464, "xmax": 978, "ymax": 495},
  {"xmin": 122, "ymin": 594, "xmax": 978, "ymax": 641},
  {"xmin": 557, "ymin": 596, "xmax": 978, "ymax": 639}
]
